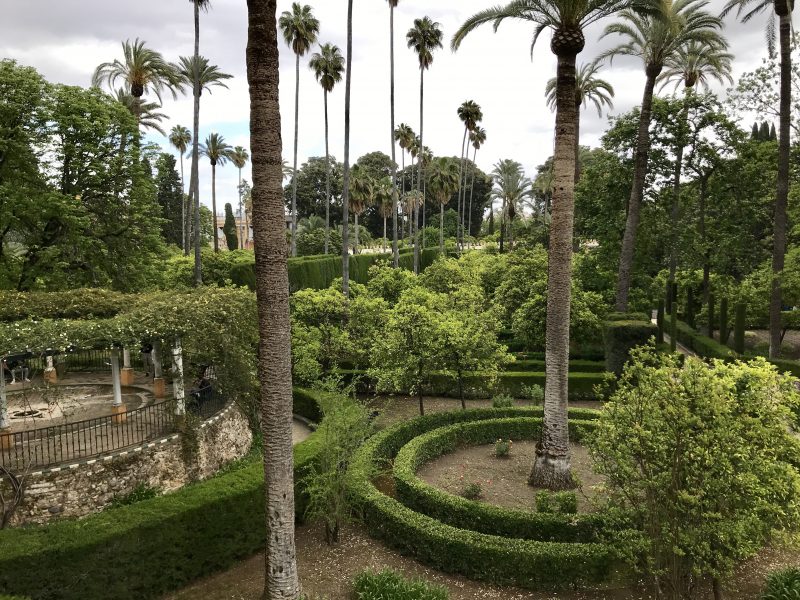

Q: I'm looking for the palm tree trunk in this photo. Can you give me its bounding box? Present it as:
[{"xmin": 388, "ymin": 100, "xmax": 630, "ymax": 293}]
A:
[
  {"xmin": 211, "ymin": 163, "xmax": 219, "ymax": 252},
  {"xmin": 324, "ymin": 89, "xmax": 331, "ymax": 255},
  {"xmin": 488, "ymin": 201, "xmax": 494, "ymax": 235},
  {"xmin": 499, "ymin": 197, "xmax": 506, "ymax": 253},
  {"xmin": 614, "ymin": 67, "xmax": 661, "ymax": 311},
  {"xmin": 468, "ymin": 146, "xmax": 477, "ymax": 244},
  {"xmin": 341, "ymin": 0, "xmax": 353, "ymax": 296},
  {"xmin": 700, "ymin": 175, "xmax": 709, "ymax": 303},
  {"xmin": 769, "ymin": 9, "xmax": 793, "ymax": 359},
  {"xmin": 383, "ymin": 215, "xmax": 387, "ymax": 253},
  {"xmin": 389, "ymin": 4, "xmax": 399, "ymax": 269},
  {"xmin": 668, "ymin": 94, "xmax": 691, "ymax": 287},
  {"xmin": 354, "ymin": 213, "xmax": 360, "ymax": 254},
  {"xmin": 245, "ymin": 1, "xmax": 301, "ymax": 597},
  {"xmin": 180, "ymin": 152, "xmax": 187, "ymax": 255},
  {"xmin": 238, "ymin": 167, "xmax": 244, "ymax": 249},
  {"xmin": 290, "ymin": 53, "xmax": 301, "ymax": 258},
  {"xmin": 414, "ymin": 68, "xmax": 424, "ymax": 274},
  {"xmin": 440, "ymin": 203, "xmax": 445, "ymax": 252},
  {"xmin": 529, "ymin": 49, "xmax": 579, "ymax": 491},
  {"xmin": 192, "ymin": 0, "xmax": 203, "ymax": 286},
  {"xmin": 574, "ymin": 103, "xmax": 581, "ymax": 183},
  {"xmin": 457, "ymin": 126, "xmax": 468, "ymax": 250}
]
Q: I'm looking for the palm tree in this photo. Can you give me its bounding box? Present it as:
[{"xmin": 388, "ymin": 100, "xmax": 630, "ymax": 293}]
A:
[
  {"xmin": 169, "ymin": 125, "xmax": 192, "ymax": 254},
  {"xmin": 394, "ymin": 123, "xmax": 415, "ymax": 195},
  {"xmin": 342, "ymin": 0, "xmax": 354, "ymax": 296},
  {"xmin": 722, "ymin": 0, "xmax": 795, "ymax": 359},
  {"xmin": 658, "ymin": 40, "xmax": 733, "ymax": 292},
  {"xmin": 428, "ymin": 157, "xmax": 461, "ymax": 251},
  {"xmin": 407, "ymin": 136, "xmax": 421, "ymax": 240},
  {"xmin": 280, "ymin": 2, "xmax": 320, "ymax": 258},
  {"xmin": 454, "ymin": 0, "xmax": 634, "ymax": 489},
  {"xmin": 114, "ymin": 89, "xmax": 169, "ymax": 135},
  {"xmin": 199, "ymin": 133, "xmax": 233, "ymax": 252},
  {"xmin": 601, "ymin": 0, "xmax": 725, "ymax": 311},
  {"xmin": 467, "ymin": 126, "xmax": 487, "ymax": 241},
  {"xmin": 387, "ymin": 0, "xmax": 401, "ymax": 267},
  {"xmin": 456, "ymin": 100, "xmax": 483, "ymax": 248},
  {"xmin": 92, "ymin": 38, "xmax": 182, "ymax": 105},
  {"xmin": 407, "ymin": 16, "xmax": 443, "ymax": 273},
  {"xmin": 492, "ymin": 159, "xmax": 532, "ymax": 252},
  {"xmin": 545, "ymin": 61, "xmax": 614, "ymax": 181},
  {"xmin": 245, "ymin": 0, "xmax": 301, "ymax": 596},
  {"xmin": 176, "ymin": 55, "xmax": 234, "ymax": 93},
  {"xmin": 402, "ymin": 190, "xmax": 424, "ymax": 246},
  {"xmin": 349, "ymin": 166, "xmax": 374, "ymax": 254},
  {"xmin": 375, "ymin": 176, "xmax": 394, "ymax": 253},
  {"xmin": 309, "ymin": 43, "xmax": 345, "ymax": 256},
  {"xmin": 230, "ymin": 146, "xmax": 250, "ymax": 249}
]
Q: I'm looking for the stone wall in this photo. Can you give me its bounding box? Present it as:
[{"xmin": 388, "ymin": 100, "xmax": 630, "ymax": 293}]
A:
[{"xmin": 5, "ymin": 403, "xmax": 252, "ymax": 526}]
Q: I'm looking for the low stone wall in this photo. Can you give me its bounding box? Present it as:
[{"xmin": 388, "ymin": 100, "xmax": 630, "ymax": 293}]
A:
[{"xmin": 5, "ymin": 403, "xmax": 252, "ymax": 525}]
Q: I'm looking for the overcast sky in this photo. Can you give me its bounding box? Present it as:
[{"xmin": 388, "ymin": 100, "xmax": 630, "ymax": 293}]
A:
[{"xmin": 0, "ymin": 0, "xmax": 780, "ymax": 215}]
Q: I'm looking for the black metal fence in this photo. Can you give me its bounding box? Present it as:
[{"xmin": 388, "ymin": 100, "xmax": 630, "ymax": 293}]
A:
[
  {"xmin": 25, "ymin": 349, "xmax": 146, "ymax": 375},
  {"xmin": 0, "ymin": 389, "xmax": 227, "ymax": 471}
]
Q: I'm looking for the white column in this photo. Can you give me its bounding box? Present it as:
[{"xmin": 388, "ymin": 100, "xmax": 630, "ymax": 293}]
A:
[
  {"xmin": 0, "ymin": 358, "xmax": 8, "ymax": 430},
  {"xmin": 123, "ymin": 348, "xmax": 131, "ymax": 369},
  {"xmin": 152, "ymin": 340, "xmax": 163, "ymax": 379},
  {"xmin": 46, "ymin": 355, "xmax": 54, "ymax": 370},
  {"xmin": 172, "ymin": 337, "xmax": 185, "ymax": 416},
  {"xmin": 110, "ymin": 348, "xmax": 123, "ymax": 407}
]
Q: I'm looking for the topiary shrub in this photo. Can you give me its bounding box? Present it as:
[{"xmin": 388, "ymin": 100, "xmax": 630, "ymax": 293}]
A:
[
  {"xmin": 603, "ymin": 318, "xmax": 657, "ymax": 376},
  {"xmin": 762, "ymin": 568, "xmax": 800, "ymax": 600},
  {"xmin": 491, "ymin": 393, "xmax": 514, "ymax": 408}
]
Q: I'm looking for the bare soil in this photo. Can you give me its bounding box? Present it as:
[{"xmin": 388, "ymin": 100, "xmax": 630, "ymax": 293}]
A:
[{"xmin": 417, "ymin": 441, "xmax": 604, "ymax": 513}]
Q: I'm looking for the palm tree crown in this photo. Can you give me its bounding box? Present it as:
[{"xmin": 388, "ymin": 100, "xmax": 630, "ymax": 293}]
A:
[
  {"xmin": 177, "ymin": 55, "xmax": 233, "ymax": 96},
  {"xmin": 114, "ymin": 89, "xmax": 169, "ymax": 135},
  {"xmin": 407, "ymin": 17, "xmax": 443, "ymax": 70},
  {"xmin": 92, "ymin": 38, "xmax": 182, "ymax": 100},
  {"xmin": 428, "ymin": 157, "xmax": 461, "ymax": 207},
  {"xmin": 395, "ymin": 123, "xmax": 415, "ymax": 151},
  {"xmin": 657, "ymin": 40, "xmax": 734, "ymax": 92},
  {"xmin": 349, "ymin": 166, "xmax": 374, "ymax": 216},
  {"xmin": 279, "ymin": 3, "xmax": 320, "ymax": 56},
  {"xmin": 492, "ymin": 159, "xmax": 532, "ymax": 221},
  {"xmin": 457, "ymin": 100, "xmax": 483, "ymax": 131},
  {"xmin": 470, "ymin": 126, "xmax": 487, "ymax": 150},
  {"xmin": 309, "ymin": 43, "xmax": 345, "ymax": 93},
  {"xmin": 169, "ymin": 125, "xmax": 192, "ymax": 155},
  {"xmin": 721, "ymin": 0, "xmax": 794, "ymax": 55},
  {"xmin": 199, "ymin": 133, "xmax": 233, "ymax": 166},
  {"xmin": 545, "ymin": 61, "xmax": 615, "ymax": 114},
  {"xmin": 230, "ymin": 146, "xmax": 249, "ymax": 171}
]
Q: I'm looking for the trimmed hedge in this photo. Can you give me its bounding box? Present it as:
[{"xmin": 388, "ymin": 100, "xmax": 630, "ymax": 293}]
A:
[
  {"xmin": 0, "ymin": 289, "xmax": 133, "ymax": 321},
  {"xmin": 603, "ymin": 319, "xmax": 657, "ymax": 376},
  {"xmin": 348, "ymin": 407, "xmax": 613, "ymax": 589},
  {"xmin": 0, "ymin": 388, "xmax": 325, "ymax": 600},
  {"xmin": 393, "ymin": 416, "xmax": 607, "ymax": 543},
  {"xmin": 511, "ymin": 359, "xmax": 606, "ymax": 373},
  {"xmin": 605, "ymin": 311, "xmax": 650, "ymax": 322},
  {"xmin": 674, "ymin": 320, "xmax": 736, "ymax": 360}
]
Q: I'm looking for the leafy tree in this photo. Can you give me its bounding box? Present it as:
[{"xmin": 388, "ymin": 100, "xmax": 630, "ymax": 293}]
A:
[
  {"xmin": 222, "ymin": 203, "xmax": 237, "ymax": 251},
  {"xmin": 286, "ymin": 156, "xmax": 344, "ymax": 224},
  {"xmin": 428, "ymin": 157, "xmax": 461, "ymax": 251},
  {"xmin": 113, "ymin": 89, "xmax": 168, "ymax": 135},
  {"xmin": 291, "ymin": 286, "xmax": 350, "ymax": 380},
  {"xmin": 365, "ymin": 261, "xmax": 417, "ymax": 305},
  {"xmin": 592, "ymin": 345, "xmax": 800, "ymax": 599},
  {"xmin": 280, "ymin": 1, "xmax": 320, "ymax": 257},
  {"xmin": 155, "ymin": 153, "xmax": 184, "ymax": 248},
  {"xmin": 245, "ymin": 0, "xmax": 302, "ymax": 594}
]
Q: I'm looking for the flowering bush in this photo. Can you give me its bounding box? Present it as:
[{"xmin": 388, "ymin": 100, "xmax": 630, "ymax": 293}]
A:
[{"xmin": 494, "ymin": 438, "xmax": 512, "ymax": 457}]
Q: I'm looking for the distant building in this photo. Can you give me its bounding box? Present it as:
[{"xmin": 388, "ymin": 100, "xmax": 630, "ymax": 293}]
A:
[{"xmin": 212, "ymin": 213, "xmax": 293, "ymax": 250}]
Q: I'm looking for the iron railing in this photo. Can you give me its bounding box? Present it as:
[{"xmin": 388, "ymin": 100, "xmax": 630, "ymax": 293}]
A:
[{"xmin": 0, "ymin": 389, "xmax": 226, "ymax": 471}]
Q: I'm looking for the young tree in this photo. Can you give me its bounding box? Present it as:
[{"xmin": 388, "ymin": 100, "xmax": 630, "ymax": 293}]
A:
[
  {"xmin": 245, "ymin": 0, "xmax": 301, "ymax": 595},
  {"xmin": 155, "ymin": 153, "xmax": 185, "ymax": 248},
  {"xmin": 222, "ymin": 203, "xmax": 238, "ymax": 250},
  {"xmin": 280, "ymin": 2, "xmax": 320, "ymax": 258},
  {"xmin": 309, "ymin": 43, "xmax": 345, "ymax": 255}
]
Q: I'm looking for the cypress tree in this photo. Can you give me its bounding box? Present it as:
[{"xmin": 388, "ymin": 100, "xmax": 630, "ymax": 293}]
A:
[
  {"xmin": 223, "ymin": 203, "xmax": 238, "ymax": 251},
  {"xmin": 720, "ymin": 297, "xmax": 729, "ymax": 345},
  {"xmin": 759, "ymin": 121, "xmax": 770, "ymax": 141},
  {"xmin": 665, "ymin": 279, "xmax": 673, "ymax": 314},
  {"xmin": 769, "ymin": 123, "xmax": 777, "ymax": 141},
  {"xmin": 670, "ymin": 309, "xmax": 677, "ymax": 352},
  {"xmin": 707, "ymin": 293, "xmax": 715, "ymax": 339},
  {"xmin": 751, "ymin": 122, "xmax": 760, "ymax": 139},
  {"xmin": 657, "ymin": 299, "xmax": 665, "ymax": 344},
  {"xmin": 686, "ymin": 287, "xmax": 695, "ymax": 328},
  {"xmin": 734, "ymin": 302, "xmax": 746, "ymax": 354},
  {"xmin": 672, "ymin": 283, "xmax": 679, "ymax": 316}
]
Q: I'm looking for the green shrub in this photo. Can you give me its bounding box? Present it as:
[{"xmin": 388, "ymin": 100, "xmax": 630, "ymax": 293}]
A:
[
  {"xmin": 109, "ymin": 484, "xmax": 159, "ymax": 508},
  {"xmin": 491, "ymin": 393, "xmax": 514, "ymax": 408},
  {"xmin": 603, "ymin": 319, "xmax": 657, "ymax": 376},
  {"xmin": 605, "ymin": 311, "xmax": 650, "ymax": 322},
  {"xmin": 494, "ymin": 438, "xmax": 512, "ymax": 457},
  {"xmin": 461, "ymin": 482, "xmax": 483, "ymax": 500},
  {"xmin": 673, "ymin": 320, "xmax": 737, "ymax": 360},
  {"xmin": 353, "ymin": 569, "xmax": 449, "ymax": 600},
  {"xmin": 535, "ymin": 490, "xmax": 555, "ymax": 513},
  {"xmin": 511, "ymin": 359, "xmax": 606, "ymax": 373},
  {"xmin": 535, "ymin": 490, "xmax": 577, "ymax": 515},
  {"xmin": 0, "ymin": 289, "xmax": 133, "ymax": 321},
  {"xmin": 762, "ymin": 568, "xmax": 800, "ymax": 600},
  {"xmin": 350, "ymin": 409, "xmax": 612, "ymax": 589},
  {"xmin": 522, "ymin": 383, "xmax": 545, "ymax": 404}
]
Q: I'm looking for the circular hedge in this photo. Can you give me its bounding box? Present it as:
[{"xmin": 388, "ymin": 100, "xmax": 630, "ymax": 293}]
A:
[
  {"xmin": 347, "ymin": 407, "xmax": 614, "ymax": 590},
  {"xmin": 393, "ymin": 416, "xmax": 608, "ymax": 543}
]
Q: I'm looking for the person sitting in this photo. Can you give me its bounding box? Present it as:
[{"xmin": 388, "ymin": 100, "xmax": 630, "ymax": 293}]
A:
[{"xmin": 6, "ymin": 357, "xmax": 30, "ymax": 383}]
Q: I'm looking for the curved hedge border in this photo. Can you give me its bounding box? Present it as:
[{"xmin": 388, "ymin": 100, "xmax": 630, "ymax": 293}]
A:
[
  {"xmin": 0, "ymin": 388, "xmax": 324, "ymax": 600},
  {"xmin": 393, "ymin": 417, "xmax": 607, "ymax": 543},
  {"xmin": 348, "ymin": 407, "xmax": 613, "ymax": 589}
]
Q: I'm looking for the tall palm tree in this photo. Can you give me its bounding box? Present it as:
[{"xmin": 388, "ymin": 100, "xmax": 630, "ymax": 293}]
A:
[
  {"xmin": 230, "ymin": 146, "xmax": 251, "ymax": 249},
  {"xmin": 601, "ymin": 0, "xmax": 725, "ymax": 311},
  {"xmin": 92, "ymin": 38, "xmax": 182, "ymax": 105},
  {"xmin": 394, "ymin": 123, "xmax": 415, "ymax": 195},
  {"xmin": 169, "ymin": 125, "xmax": 192, "ymax": 254},
  {"xmin": 454, "ymin": 0, "xmax": 634, "ymax": 489},
  {"xmin": 722, "ymin": 0, "xmax": 795, "ymax": 358},
  {"xmin": 456, "ymin": 100, "xmax": 483, "ymax": 248},
  {"xmin": 407, "ymin": 16, "xmax": 443, "ymax": 273},
  {"xmin": 428, "ymin": 157, "xmax": 461, "ymax": 251},
  {"xmin": 176, "ymin": 55, "xmax": 234, "ymax": 93},
  {"xmin": 342, "ymin": 0, "xmax": 354, "ymax": 296},
  {"xmin": 658, "ymin": 40, "xmax": 733, "ymax": 291},
  {"xmin": 467, "ymin": 126, "xmax": 487, "ymax": 241},
  {"xmin": 375, "ymin": 176, "xmax": 394, "ymax": 253},
  {"xmin": 245, "ymin": 0, "xmax": 301, "ymax": 596},
  {"xmin": 491, "ymin": 159, "xmax": 532, "ymax": 252},
  {"xmin": 387, "ymin": 0, "xmax": 401, "ymax": 268},
  {"xmin": 199, "ymin": 133, "xmax": 233, "ymax": 252},
  {"xmin": 402, "ymin": 190, "xmax": 424, "ymax": 246},
  {"xmin": 309, "ymin": 43, "xmax": 345, "ymax": 256},
  {"xmin": 545, "ymin": 61, "xmax": 614, "ymax": 181},
  {"xmin": 407, "ymin": 136, "xmax": 421, "ymax": 240},
  {"xmin": 188, "ymin": 0, "xmax": 212, "ymax": 286},
  {"xmin": 280, "ymin": 2, "xmax": 320, "ymax": 258},
  {"xmin": 349, "ymin": 165, "xmax": 374, "ymax": 254},
  {"xmin": 114, "ymin": 89, "xmax": 169, "ymax": 135}
]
